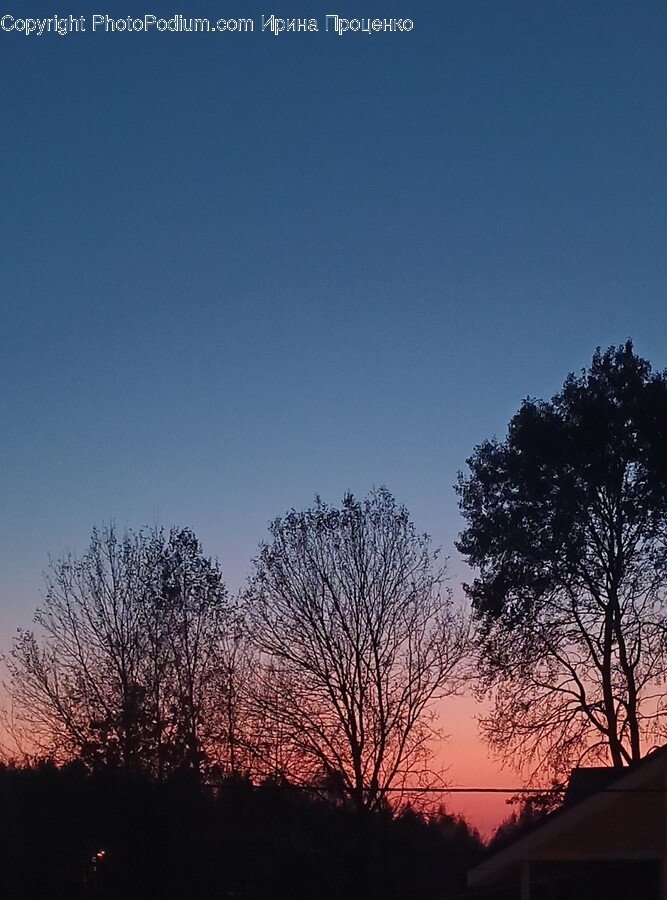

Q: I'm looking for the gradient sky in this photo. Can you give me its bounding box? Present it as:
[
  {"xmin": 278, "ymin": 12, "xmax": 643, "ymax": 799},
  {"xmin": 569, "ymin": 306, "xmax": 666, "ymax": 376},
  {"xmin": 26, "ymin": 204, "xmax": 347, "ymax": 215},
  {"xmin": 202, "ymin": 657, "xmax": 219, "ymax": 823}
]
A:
[{"xmin": 3, "ymin": 0, "xmax": 667, "ymax": 834}]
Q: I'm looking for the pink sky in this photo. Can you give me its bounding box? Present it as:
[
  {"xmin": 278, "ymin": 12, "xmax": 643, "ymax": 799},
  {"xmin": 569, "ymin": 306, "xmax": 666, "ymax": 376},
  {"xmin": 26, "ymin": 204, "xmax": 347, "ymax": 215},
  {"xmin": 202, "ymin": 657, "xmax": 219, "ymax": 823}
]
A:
[
  {"xmin": 0, "ymin": 685, "xmax": 521, "ymax": 839},
  {"xmin": 435, "ymin": 694, "xmax": 520, "ymax": 839}
]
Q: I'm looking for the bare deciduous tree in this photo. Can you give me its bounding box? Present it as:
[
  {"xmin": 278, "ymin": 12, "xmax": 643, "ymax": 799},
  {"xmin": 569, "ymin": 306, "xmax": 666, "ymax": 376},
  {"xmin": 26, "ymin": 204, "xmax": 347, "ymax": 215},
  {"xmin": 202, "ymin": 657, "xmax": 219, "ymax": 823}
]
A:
[
  {"xmin": 9, "ymin": 525, "xmax": 241, "ymax": 778},
  {"xmin": 245, "ymin": 488, "xmax": 469, "ymax": 812}
]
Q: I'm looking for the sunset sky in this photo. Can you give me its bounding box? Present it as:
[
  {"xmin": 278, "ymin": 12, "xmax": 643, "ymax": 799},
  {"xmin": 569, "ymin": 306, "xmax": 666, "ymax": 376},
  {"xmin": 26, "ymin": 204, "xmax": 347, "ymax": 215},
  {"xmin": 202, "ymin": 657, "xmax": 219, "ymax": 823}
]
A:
[{"xmin": 3, "ymin": 0, "xmax": 667, "ymax": 834}]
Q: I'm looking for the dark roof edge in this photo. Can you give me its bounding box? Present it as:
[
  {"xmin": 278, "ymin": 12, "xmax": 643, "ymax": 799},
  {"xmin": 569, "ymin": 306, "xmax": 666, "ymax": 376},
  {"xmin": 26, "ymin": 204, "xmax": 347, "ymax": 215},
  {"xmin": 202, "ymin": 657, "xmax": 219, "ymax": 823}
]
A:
[{"xmin": 468, "ymin": 745, "xmax": 667, "ymax": 887}]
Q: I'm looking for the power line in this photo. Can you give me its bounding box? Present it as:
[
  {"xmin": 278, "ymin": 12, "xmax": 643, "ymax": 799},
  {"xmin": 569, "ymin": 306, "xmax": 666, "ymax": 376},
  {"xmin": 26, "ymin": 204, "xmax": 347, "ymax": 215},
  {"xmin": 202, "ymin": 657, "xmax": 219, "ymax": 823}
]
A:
[
  {"xmin": 209, "ymin": 780, "xmax": 667, "ymax": 795},
  {"xmin": 381, "ymin": 786, "xmax": 563, "ymax": 794},
  {"xmin": 380, "ymin": 785, "xmax": 667, "ymax": 794}
]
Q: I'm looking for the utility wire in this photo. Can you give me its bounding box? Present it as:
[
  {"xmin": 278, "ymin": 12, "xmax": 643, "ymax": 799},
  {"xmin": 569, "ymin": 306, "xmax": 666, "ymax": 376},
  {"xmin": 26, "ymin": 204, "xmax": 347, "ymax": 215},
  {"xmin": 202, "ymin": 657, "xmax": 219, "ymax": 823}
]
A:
[
  {"xmin": 381, "ymin": 785, "xmax": 667, "ymax": 793},
  {"xmin": 381, "ymin": 786, "xmax": 562, "ymax": 794}
]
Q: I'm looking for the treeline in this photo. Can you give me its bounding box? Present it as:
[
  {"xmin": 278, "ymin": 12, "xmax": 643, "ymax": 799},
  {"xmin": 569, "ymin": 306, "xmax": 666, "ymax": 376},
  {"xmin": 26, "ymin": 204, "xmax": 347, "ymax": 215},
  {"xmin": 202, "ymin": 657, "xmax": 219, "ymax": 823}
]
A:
[
  {"xmin": 3, "ymin": 492, "xmax": 481, "ymax": 900},
  {"xmin": 0, "ymin": 760, "xmax": 484, "ymax": 900},
  {"xmin": 6, "ymin": 490, "xmax": 467, "ymax": 815}
]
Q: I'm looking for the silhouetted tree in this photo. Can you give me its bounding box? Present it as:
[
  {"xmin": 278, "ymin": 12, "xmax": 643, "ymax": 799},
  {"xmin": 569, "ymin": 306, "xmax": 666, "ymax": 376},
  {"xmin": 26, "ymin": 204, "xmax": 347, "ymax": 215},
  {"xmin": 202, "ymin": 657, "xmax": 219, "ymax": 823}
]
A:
[
  {"xmin": 9, "ymin": 525, "xmax": 241, "ymax": 778},
  {"xmin": 245, "ymin": 488, "xmax": 469, "ymax": 811},
  {"xmin": 457, "ymin": 342, "xmax": 667, "ymax": 779}
]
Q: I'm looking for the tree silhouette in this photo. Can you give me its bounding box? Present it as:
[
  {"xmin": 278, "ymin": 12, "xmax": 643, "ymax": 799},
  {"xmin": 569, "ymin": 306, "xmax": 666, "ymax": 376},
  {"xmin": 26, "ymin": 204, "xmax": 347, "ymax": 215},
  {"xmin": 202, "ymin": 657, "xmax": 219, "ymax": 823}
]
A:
[
  {"xmin": 245, "ymin": 488, "xmax": 468, "ymax": 811},
  {"xmin": 9, "ymin": 525, "xmax": 241, "ymax": 778},
  {"xmin": 457, "ymin": 342, "xmax": 667, "ymax": 779}
]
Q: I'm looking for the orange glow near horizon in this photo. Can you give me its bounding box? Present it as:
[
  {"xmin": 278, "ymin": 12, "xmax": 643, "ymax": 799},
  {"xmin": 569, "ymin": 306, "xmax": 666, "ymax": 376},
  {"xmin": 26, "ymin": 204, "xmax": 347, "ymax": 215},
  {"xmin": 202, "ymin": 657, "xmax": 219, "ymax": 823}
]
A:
[
  {"xmin": 0, "ymin": 692, "xmax": 518, "ymax": 839},
  {"xmin": 433, "ymin": 694, "xmax": 520, "ymax": 838}
]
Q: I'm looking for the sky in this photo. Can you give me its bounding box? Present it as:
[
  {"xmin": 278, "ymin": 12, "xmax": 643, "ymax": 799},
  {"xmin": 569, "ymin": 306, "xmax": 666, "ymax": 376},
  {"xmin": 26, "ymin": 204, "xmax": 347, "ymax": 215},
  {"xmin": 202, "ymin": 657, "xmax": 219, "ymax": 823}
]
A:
[{"xmin": 3, "ymin": 0, "xmax": 667, "ymax": 834}]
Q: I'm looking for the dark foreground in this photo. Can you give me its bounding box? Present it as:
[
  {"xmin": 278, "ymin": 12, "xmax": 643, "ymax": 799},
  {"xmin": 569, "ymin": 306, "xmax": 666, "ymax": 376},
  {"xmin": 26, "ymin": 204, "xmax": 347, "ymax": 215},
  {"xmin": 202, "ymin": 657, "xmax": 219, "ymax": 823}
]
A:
[{"xmin": 0, "ymin": 762, "xmax": 484, "ymax": 900}]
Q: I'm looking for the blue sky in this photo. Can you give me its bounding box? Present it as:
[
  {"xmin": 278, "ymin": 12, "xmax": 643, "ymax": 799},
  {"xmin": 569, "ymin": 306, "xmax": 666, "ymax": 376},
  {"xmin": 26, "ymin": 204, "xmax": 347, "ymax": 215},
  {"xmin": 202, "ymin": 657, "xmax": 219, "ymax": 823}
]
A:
[{"xmin": 3, "ymin": 0, "xmax": 667, "ymax": 648}]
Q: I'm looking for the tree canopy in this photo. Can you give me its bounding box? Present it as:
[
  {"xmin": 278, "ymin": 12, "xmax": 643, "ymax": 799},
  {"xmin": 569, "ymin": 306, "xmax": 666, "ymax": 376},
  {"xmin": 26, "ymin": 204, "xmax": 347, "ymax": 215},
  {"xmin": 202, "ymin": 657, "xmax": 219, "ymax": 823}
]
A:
[{"xmin": 457, "ymin": 342, "xmax": 667, "ymax": 778}]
